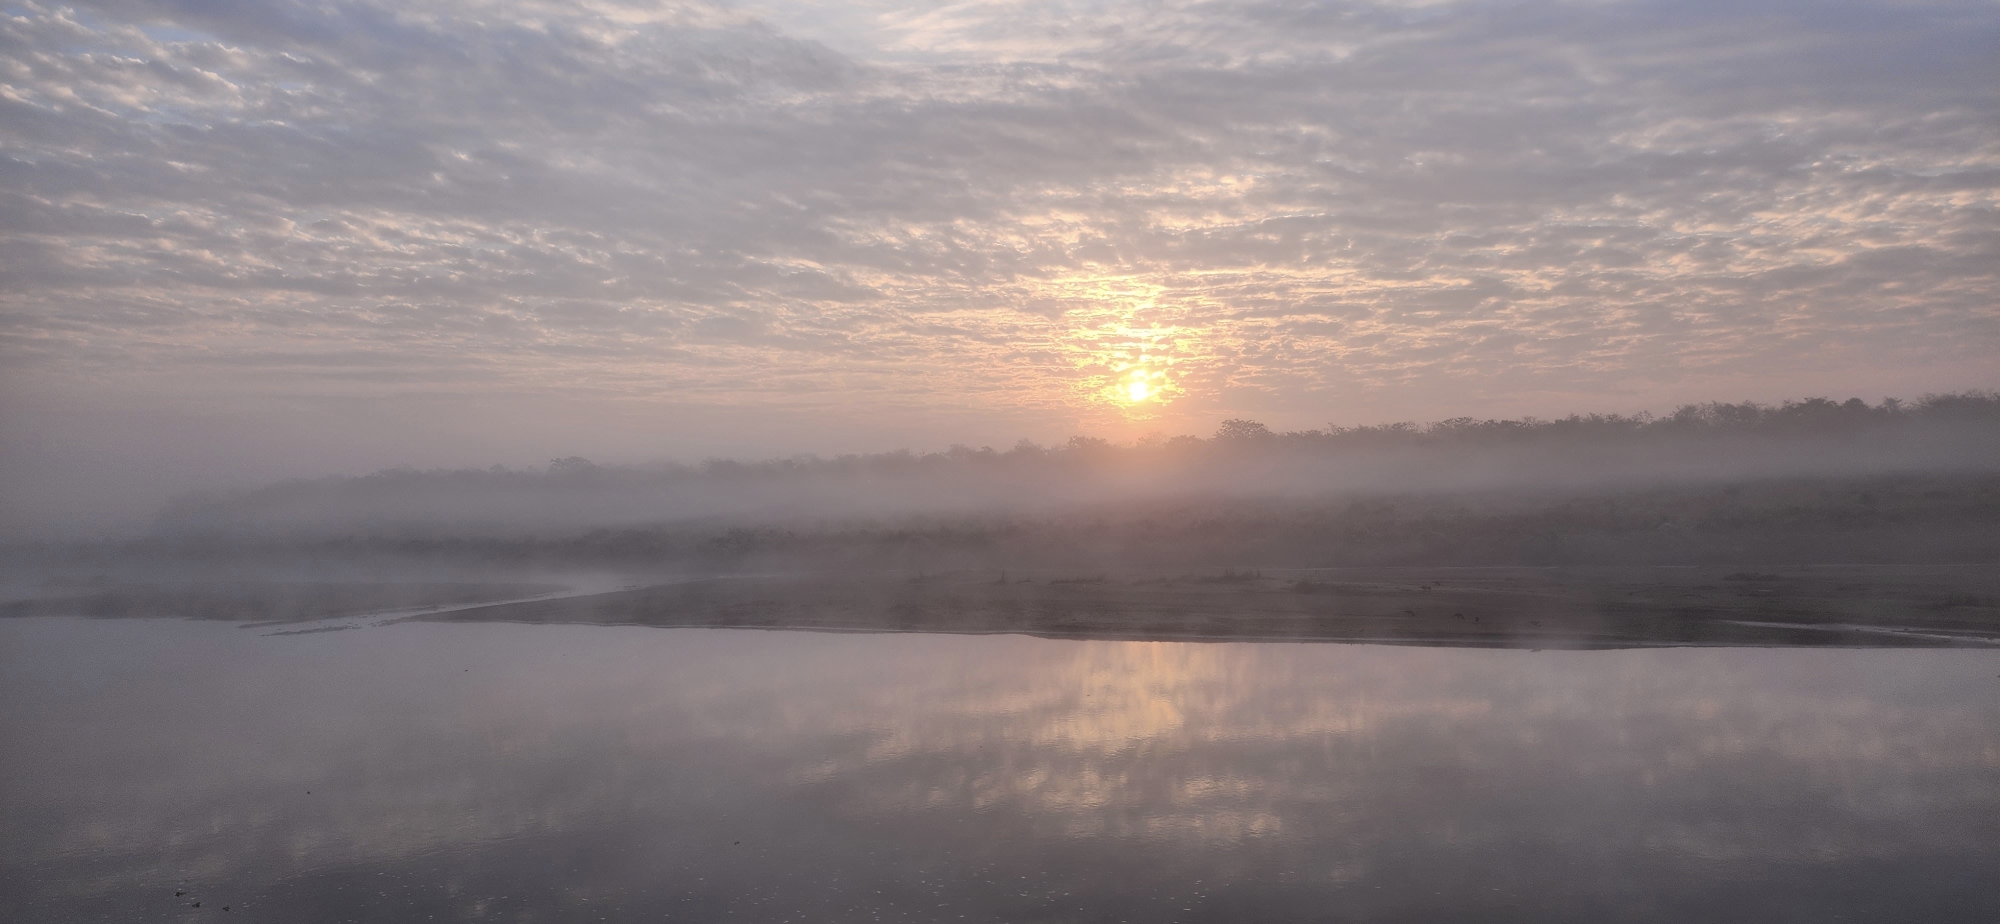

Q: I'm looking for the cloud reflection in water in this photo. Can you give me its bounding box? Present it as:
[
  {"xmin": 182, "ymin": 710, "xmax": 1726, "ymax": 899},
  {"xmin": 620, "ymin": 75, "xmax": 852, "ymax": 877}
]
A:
[{"xmin": 3, "ymin": 618, "xmax": 1998, "ymax": 922}]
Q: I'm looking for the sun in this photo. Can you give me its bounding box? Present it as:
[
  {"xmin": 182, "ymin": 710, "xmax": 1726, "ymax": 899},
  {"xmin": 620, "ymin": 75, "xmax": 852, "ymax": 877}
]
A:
[
  {"xmin": 1113, "ymin": 362, "xmax": 1172, "ymax": 408},
  {"xmin": 1067, "ymin": 316, "xmax": 1185, "ymax": 413}
]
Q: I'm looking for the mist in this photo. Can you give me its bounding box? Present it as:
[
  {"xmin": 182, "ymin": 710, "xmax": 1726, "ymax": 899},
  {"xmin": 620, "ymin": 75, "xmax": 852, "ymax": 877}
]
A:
[
  {"xmin": 150, "ymin": 393, "xmax": 2000, "ymax": 534},
  {"xmin": 2, "ymin": 392, "xmax": 1984, "ymax": 593}
]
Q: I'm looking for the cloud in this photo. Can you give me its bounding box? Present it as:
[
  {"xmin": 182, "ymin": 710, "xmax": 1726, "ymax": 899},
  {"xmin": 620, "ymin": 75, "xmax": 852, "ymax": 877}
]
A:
[{"xmin": 1, "ymin": 0, "xmax": 1997, "ymax": 529}]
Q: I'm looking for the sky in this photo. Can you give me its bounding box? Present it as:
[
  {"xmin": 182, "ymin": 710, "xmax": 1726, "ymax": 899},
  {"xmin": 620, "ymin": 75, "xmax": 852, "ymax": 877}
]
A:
[{"xmin": 2, "ymin": 0, "xmax": 1998, "ymax": 532}]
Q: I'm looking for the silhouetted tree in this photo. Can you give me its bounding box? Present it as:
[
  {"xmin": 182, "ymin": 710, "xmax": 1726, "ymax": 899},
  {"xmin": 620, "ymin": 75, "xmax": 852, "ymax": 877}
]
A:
[{"xmin": 1216, "ymin": 419, "xmax": 1273, "ymax": 441}]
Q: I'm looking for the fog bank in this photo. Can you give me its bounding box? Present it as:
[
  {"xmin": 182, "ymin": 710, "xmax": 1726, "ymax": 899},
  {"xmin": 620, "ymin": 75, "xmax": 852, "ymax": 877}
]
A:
[{"xmin": 147, "ymin": 394, "xmax": 2000, "ymax": 539}]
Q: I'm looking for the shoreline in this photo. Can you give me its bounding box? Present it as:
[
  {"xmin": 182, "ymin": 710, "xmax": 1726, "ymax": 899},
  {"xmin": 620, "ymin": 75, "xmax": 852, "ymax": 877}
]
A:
[
  {"xmin": 7, "ymin": 566, "xmax": 1996, "ymax": 649},
  {"xmin": 402, "ymin": 566, "xmax": 2000, "ymax": 649}
]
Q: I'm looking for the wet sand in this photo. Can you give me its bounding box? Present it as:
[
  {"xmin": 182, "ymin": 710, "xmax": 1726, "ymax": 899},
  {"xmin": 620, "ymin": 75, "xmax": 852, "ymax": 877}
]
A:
[{"xmin": 408, "ymin": 566, "xmax": 2000, "ymax": 648}]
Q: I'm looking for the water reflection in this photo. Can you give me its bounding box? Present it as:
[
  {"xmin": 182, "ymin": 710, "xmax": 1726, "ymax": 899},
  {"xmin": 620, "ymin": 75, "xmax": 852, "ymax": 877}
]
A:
[{"xmin": 3, "ymin": 618, "xmax": 1998, "ymax": 922}]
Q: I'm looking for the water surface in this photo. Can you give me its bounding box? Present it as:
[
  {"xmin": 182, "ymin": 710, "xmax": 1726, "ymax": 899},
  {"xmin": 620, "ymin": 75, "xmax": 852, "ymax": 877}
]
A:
[{"xmin": 4, "ymin": 617, "xmax": 1998, "ymax": 922}]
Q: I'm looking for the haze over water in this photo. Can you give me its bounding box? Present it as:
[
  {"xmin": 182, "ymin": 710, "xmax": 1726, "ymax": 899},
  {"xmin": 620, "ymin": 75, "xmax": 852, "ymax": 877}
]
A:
[{"xmin": 7, "ymin": 616, "xmax": 1998, "ymax": 923}]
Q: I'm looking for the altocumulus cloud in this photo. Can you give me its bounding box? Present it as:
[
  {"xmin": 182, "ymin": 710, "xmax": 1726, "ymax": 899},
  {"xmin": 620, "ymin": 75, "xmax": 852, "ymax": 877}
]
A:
[{"xmin": 1, "ymin": 0, "xmax": 1997, "ymax": 528}]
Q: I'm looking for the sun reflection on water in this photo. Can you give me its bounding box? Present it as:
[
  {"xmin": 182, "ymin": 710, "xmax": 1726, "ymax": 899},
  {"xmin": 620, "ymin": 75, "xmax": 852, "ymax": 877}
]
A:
[{"xmin": 11, "ymin": 618, "xmax": 2000, "ymax": 923}]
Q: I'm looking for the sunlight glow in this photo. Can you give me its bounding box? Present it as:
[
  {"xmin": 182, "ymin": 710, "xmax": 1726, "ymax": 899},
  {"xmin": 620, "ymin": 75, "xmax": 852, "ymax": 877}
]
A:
[
  {"xmin": 1116, "ymin": 361, "xmax": 1171, "ymax": 407},
  {"xmin": 1057, "ymin": 288, "xmax": 1189, "ymax": 416}
]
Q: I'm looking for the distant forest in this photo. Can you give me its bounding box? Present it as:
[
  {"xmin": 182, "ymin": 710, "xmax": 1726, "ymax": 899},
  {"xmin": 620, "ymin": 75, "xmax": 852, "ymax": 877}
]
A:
[
  {"xmin": 218, "ymin": 391, "xmax": 2000, "ymax": 481},
  {"xmin": 153, "ymin": 393, "xmax": 2000, "ymax": 524},
  {"xmin": 0, "ymin": 390, "xmax": 1947, "ymax": 573}
]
